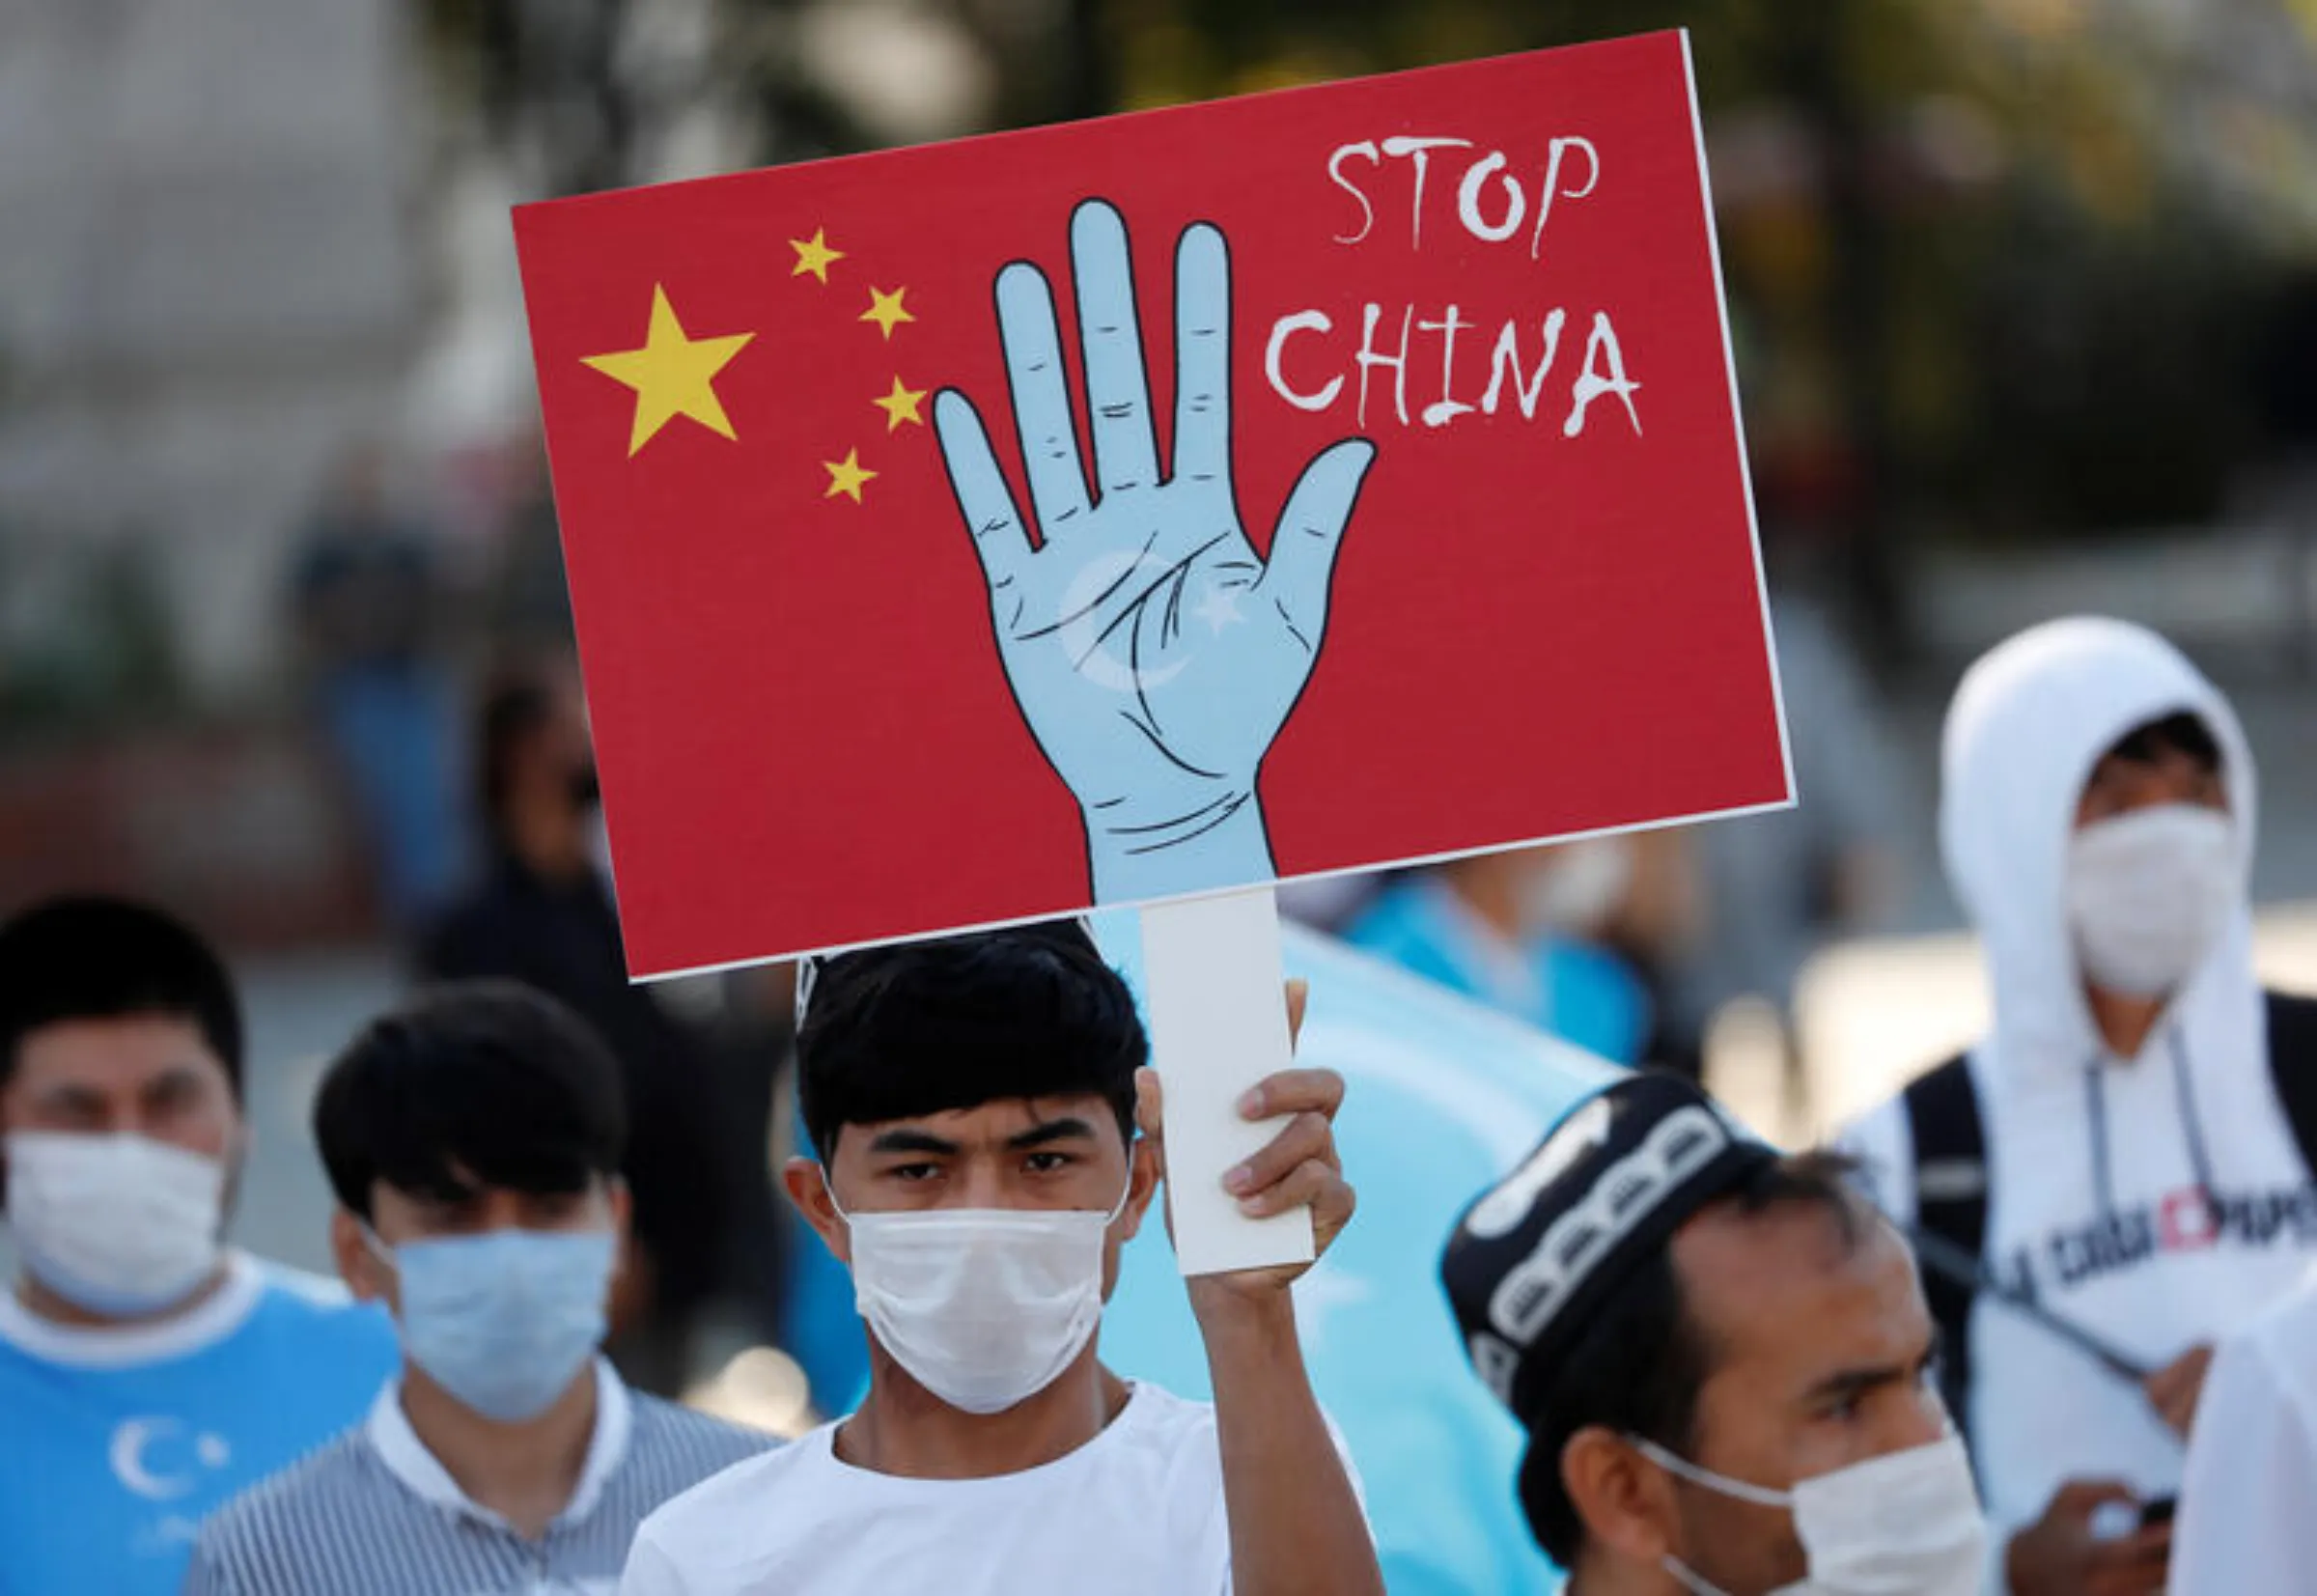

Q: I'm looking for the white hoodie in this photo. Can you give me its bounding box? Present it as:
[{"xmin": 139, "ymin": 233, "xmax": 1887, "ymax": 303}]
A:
[{"xmin": 1841, "ymin": 617, "xmax": 2317, "ymax": 1583}]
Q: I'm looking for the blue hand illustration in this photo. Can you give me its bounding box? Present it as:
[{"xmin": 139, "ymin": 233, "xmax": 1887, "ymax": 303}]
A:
[{"xmin": 935, "ymin": 200, "xmax": 1377, "ymax": 904}]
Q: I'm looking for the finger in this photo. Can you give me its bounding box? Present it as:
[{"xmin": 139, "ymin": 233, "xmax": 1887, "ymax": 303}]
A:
[
  {"xmin": 1069, "ymin": 200, "xmax": 1161, "ymax": 498},
  {"xmin": 933, "ymin": 391, "xmax": 1030, "ymax": 596},
  {"xmin": 2088, "ymin": 1527, "xmax": 2171, "ymax": 1584},
  {"xmin": 995, "ymin": 259, "xmax": 1091, "ymax": 530},
  {"xmin": 1224, "ymin": 1110, "xmax": 1334, "ymax": 1199},
  {"xmin": 1135, "ymin": 1067, "xmax": 1164, "ymax": 1143},
  {"xmin": 1240, "ymin": 1067, "xmax": 1346, "ymax": 1124},
  {"xmin": 1285, "ymin": 978, "xmax": 1309, "ymax": 1051},
  {"xmin": 1238, "ymin": 1157, "xmax": 1344, "ymax": 1220},
  {"xmin": 2052, "ymin": 1478, "xmax": 2138, "ymax": 1518},
  {"xmin": 1260, "ymin": 437, "xmax": 1376, "ymax": 651},
  {"xmin": 1172, "ymin": 220, "xmax": 1231, "ymax": 490},
  {"xmin": 2159, "ymin": 1392, "xmax": 2196, "ymax": 1438}
]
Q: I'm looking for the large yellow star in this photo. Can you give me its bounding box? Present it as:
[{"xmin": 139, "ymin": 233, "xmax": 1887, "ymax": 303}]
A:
[
  {"xmin": 861, "ymin": 286, "xmax": 914, "ymax": 340},
  {"xmin": 791, "ymin": 228, "xmax": 844, "ymax": 284},
  {"xmin": 824, "ymin": 449, "xmax": 877, "ymax": 503},
  {"xmin": 582, "ymin": 286, "xmax": 753, "ymax": 457},
  {"xmin": 872, "ymin": 376, "xmax": 928, "ymax": 432}
]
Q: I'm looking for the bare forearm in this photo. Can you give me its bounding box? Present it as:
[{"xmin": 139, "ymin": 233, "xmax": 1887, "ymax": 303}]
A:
[{"xmin": 1198, "ymin": 1292, "xmax": 1384, "ymax": 1596}]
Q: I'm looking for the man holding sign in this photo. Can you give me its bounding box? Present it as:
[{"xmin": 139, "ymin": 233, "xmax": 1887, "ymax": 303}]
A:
[
  {"xmin": 620, "ymin": 923, "xmax": 1379, "ymax": 1595},
  {"xmin": 514, "ymin": 31, "xmax": 1792, "ymax": 1583}
]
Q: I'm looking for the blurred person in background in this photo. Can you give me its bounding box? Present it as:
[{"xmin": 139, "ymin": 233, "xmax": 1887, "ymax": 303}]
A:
[
  {"xmin": 1592, "ymin": 831, "xmax": 1711, "ymax": 1081},
  {"xmin": 185, "ymin": 982, "xmax": 770, "ymax": 1594},
  {"xmin": 0, "ymin": 897, "xmax": 399, "ymax": 1596},
  {"xmin": 1840, "ymin": 618, "xmax": 2317, "ymax": 1596},
  {"xmin": 1347, "ymin": 844, "xmax": 1653, "ymax": 1064},
  {"xmin": 287, "ymin": 443, "xmax": 466, "ymax": 931},
  {"xmin": 420, "ymin": 663, "xmax": 735, "ymax": 1398},
  {"xmin": 1669, "ymin": 588, "xmax": 1903, "ymax": 1093},
  {"xmin": 488, "ymin": 437, "xmax": 579, "ymax": 655},
  {"xmin": 1441, "ymin": 1071, "xmax": 1985, "ymax": 1596}
]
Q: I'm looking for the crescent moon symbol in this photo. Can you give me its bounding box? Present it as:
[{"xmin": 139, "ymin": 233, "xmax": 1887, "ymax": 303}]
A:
[{"xmin": 110, "ymin": 1415, "xmax": 197, "ymax": 1501}]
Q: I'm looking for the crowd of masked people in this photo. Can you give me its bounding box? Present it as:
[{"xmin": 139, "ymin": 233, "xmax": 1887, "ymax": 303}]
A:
[{"xmin": 3, "ymin": 611, "xmax": 2316, "ymax": 1594}]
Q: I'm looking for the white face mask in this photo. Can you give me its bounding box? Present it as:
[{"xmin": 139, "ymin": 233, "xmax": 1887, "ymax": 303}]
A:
[
  {"xmin": 4, "ymin": 1132, "xmax": 228, "ymax": 1316},
  {"xmin": 1633, "ymin": 1434, "xmax": 1988, "ymax": 1596},
  {"xmin": 831, "ymin": 1174, "xmax": 1130, "ymax": 1414},
  {"xmin": 1518, "ymin": 840, "xmax": 1635, "ymax": 938},
  {"xmin": 2066, "ymin": 804, "xmax": 2238, "ymax": 998}
]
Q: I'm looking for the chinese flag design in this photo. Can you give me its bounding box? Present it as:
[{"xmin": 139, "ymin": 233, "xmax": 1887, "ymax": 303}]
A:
[{"xmin": 516, "ymin": 30, "xmax": 1789, "ymax": 977}]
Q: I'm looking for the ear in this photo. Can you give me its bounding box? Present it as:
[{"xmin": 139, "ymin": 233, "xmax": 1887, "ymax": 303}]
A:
[
  {"xmin": 330, "ymin": 1209, "xmax": 391, "ymax": 1308},
  {"xmin": 1562, "ymin": 1427, "xmax": 1678, "ymax": 1566},
  {"xmin": 784, "ymin": 1156, "xmax": 848, "ymax": 1265},
  {"xmin": 606, "ymin": 1175, "xmax": 634, "ymax": 1242},
  {"xmin": 1117, "ymin": 1134, "xmax": 1161, "ymax": 1245}
]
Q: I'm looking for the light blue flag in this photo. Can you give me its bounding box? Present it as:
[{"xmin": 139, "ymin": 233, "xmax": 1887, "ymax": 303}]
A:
[
  {"xmin": 780, "ymin": 914, "xmax": 1622, "ymax": 1594},
  {"xmin": 1097, "ymin": 912, "xmax": 1621, "ymax": 1596}
]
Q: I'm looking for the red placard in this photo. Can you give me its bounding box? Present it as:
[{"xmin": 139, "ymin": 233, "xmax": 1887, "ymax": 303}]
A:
[{"xmin": 515, "ymin": 29, "xmax": 1789, "ymax": 977}]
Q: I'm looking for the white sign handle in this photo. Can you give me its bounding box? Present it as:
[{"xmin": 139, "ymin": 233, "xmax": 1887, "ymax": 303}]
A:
[{"xmin": 1139, "ymin": 885, "xmax": 1319, "ymax": 1276}]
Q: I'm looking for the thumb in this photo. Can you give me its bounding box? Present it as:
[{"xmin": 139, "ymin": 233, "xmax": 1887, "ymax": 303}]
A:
[{"xmin": 1261, "ymin": 438, "xmax": 1376, "ymax": 643}]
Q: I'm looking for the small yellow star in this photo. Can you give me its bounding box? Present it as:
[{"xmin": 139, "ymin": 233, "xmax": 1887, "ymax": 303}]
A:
[
  {"xmin": 824, "ymin": 449, "xmax": 878, "ymax": 503},
  {"xmin": 791, "ymin": 228, "xmax": 844, "ymax": 284},
  {"xmin": 581, "ymin": 285, "xmax": 753, "ymax": 457},
  {"xmin": 872, "ymin": 376, "xmax": 929, "ymax": 432},
  {"xmin": 861, "ymin": 286, "xmax": 914, "ymax": 340}
]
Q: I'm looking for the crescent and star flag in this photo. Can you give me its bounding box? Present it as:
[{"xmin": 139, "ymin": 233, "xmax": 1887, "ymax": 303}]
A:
[{"xmin": 514, "ymin": 28, "xmax": 1790, "ymax": 979}]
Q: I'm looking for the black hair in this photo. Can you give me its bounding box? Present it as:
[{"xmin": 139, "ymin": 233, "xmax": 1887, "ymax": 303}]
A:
[
  {"xmin": 314, "ymin": 980, "xmax": 627, "ymax": 1221},
  {"xmin": 796, "ymin": 922, "xmax": 1146, "ymax": 1161},
  {"xmin": 477, "ymin": 667, "xmax": 560, "ymax": 827},
  {"xmin": 0, "ymin": 895, "xmax": 243, "ymax": 1098},
  {"xmin": 1518, "ymin": 1149, "xmax": 1867, "ymax": 1566},
  {"xmin": 2103, "ymin": 712, "xmax": 2221, "ymax": 773}
]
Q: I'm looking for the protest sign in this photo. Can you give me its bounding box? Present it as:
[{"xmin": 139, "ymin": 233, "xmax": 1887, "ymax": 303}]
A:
[
  {"xmin": 515, "ymin": 27, "xmax": 1788, "ymax": 976},
  {"xmin": 516, "ymin": 28, "xmax": 1786, "ymax": 1270}
]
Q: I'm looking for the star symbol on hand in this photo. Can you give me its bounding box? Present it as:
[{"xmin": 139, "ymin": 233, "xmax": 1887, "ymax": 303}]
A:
[
  {"xmin": 861, "ymin": 286, "xmax": 914, "ymax": 340},
  {"xmin": 873, "ymin": 377, "xmax": 928, "ymax": 432},
  {"xmin": 791, "ymin": 228, "xmax": 844, "ymax": 284},
  {"xmin": 824, "ymin": 449, "xmax": 877, "ymax": 503},
  {"xmin": 1192, "ymin": 587, "xmax": 1246, "ymax": 634},
  {"xmin": 581, "ymin": 285, "xmax": 753, "ymax": 457}
]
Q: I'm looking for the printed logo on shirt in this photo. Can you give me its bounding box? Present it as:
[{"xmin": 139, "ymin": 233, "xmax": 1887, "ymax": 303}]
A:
[
  {"xmin": 2001, "ymin": 1181, "xmax": 2317, "ymax": 1295},
  {"xmin": 109, "ymin": 1414, "xmax": 234, "ymax": 1501}
]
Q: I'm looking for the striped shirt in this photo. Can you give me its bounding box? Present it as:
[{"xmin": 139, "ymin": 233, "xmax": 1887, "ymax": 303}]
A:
[{"xmin": 183, "ymin": 1359, "xmax": 773, "ymax": 1595}]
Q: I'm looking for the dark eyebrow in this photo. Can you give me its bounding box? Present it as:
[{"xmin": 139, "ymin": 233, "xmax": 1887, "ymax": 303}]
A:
[
  {"xmin": 1007, "ymin": 1117, "xmax": 1100, "ymax": 1152},
  {"xmin": 867, "ymin": 1129, "xmax": 963, "ymax": 1158},
  {"xmin": 1803, "ymin": 1364, "xmax": 1911, "ymax": 1409},
  {"xmin": 1803, "ymin": 1333, "xmax": 1941, "ymax": 1411}
]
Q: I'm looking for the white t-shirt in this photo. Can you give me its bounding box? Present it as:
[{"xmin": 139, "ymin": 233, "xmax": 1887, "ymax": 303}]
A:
[{"xmin": 622, "ymin": 1384, "xmax": 1264, "ymax": 1595}]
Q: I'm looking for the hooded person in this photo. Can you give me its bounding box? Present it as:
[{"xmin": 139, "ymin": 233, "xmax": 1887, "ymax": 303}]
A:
[{"xmin": 1839, "ymin": 617, "xmax": 2317, "ymax": 1596}]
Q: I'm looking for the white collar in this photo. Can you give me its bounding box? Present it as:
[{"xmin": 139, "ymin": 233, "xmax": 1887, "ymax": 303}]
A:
[
  {"xmin": 0, "ymin": 1249, "xmax": 263, "ymax": 1368},
  {"xmin": 366, "ymin": 1357, "xmax": 631, "ymax": 1531}
]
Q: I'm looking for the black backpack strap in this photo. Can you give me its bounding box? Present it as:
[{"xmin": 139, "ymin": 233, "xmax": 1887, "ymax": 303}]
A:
[
  {"xmin": 2265, "ymin": 991, "xmax": 2317, "ymax": 1179},
  {"xmin": 1901, "ymin": 1052, "xmax": 1986, "ymax": 1434}
]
